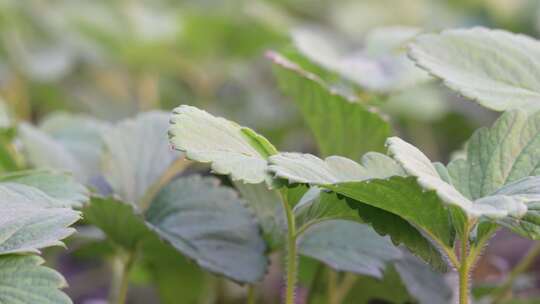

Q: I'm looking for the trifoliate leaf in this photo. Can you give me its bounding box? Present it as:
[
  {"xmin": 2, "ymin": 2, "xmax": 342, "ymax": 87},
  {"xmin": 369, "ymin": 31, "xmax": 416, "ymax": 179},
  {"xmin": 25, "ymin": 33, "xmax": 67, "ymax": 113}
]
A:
[
  {"xmin": 145, "ymin": 176, "xmax": 268, "ymax": 283},
  {"xmin": 0, "ymin": 170, "xmax": 88, "ymax": 208},
  {"xmin": 269, "ymin": 51, "xmax": 391, "ymax": 158},
  {"xmin": 297, "ymin": 220, "xmax": 401, "ymax": 278},
  {"xmin": 169, "ymin": 105, "xmax": 277, "ymax": 184},
  {"xmin": 103, "ymin": 111, "xmax": 185, "ymax": 206},
  {"xmin": 409, "ymin": 27, "xmax": 540, "ymax": 111},
  {"xmin": 269, "ymin": 152, "xmax": 448, "ymax": 270},
  {"xmin": 0, "ymin": 255, "xmax": 71, "ymax": 304}
]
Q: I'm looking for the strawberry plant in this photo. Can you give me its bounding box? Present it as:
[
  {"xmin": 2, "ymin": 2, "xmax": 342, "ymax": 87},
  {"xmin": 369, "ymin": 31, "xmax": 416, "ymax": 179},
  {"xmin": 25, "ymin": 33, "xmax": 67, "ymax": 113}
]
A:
[{"xmin": 4, "ymin": 1, "xmax": 540, "ymax": 302}]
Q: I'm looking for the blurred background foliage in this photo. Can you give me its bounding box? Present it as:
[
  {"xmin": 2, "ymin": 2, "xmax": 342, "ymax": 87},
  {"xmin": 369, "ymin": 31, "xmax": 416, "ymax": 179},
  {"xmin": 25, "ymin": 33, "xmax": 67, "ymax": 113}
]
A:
[{"xmin": 4, "ymin": 0, "xmax": 540, "ymax": 303}]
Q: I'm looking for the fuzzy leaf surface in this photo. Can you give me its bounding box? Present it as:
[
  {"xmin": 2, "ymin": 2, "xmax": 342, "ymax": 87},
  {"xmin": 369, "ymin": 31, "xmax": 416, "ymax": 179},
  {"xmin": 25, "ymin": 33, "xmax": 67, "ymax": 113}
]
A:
[
  {"xmin": 410, "ymin": 27, "xmax": 540, "ymax": 111},
  {"xmin": 169, "ymin": 105, "xmax": 277, "ymax": 184},
  {"xmin": 0, "ymin": 255, "xmax": 72, "ymax": 304}
]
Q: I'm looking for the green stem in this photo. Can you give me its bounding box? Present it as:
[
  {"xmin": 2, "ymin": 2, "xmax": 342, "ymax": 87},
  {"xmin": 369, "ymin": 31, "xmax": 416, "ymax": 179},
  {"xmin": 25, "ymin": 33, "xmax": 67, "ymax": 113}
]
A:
[
  {"xmin": 109, "ymin": 252, "xmax": 136, "ymax": 304},
  {"xmin": 247, "ymin": 285, "xmax": 257, "ymax": 304},
  {"xmin": 459, "ymin": 223, "xmax": 471, "ymax": 304},
  {"xmin": 492, "ymin": 242, "xmax": 540, "ymax": 303},
  {"xmin": 329, "ymin": 272, "xmax": 357, "ymax": 304},
  {"xmin": 280, "ymin": 191, "xmax": 298, "ymax": 304},
  {"xmin": 327, "ymin": 270, "xmax": 338, "ymax": 304}
]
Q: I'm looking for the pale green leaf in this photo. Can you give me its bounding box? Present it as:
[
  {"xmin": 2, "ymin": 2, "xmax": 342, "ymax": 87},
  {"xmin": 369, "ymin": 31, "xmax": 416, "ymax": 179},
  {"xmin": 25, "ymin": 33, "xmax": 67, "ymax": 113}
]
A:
[
  {"xmin": 234, "ymin": 181, "xmax": 286, "ymax": 249},
  {"xmin": 39, "ymin": 113, "xmax": 111, "ymax": 182},
  {"xmin": 0, "ymin": 206, "xmax": 79, "ymax": 255},
  {"xmin": 19, "ymin": 123, "xmax": 81, "ymax": 178},
  {"xmin": 388, "ymin": 136, "xmax": 527, "ymax": 219},
  {"xmin": 269, "ymin": 51, "xmax": 391, "ymax": 158},
  {"xmin": 103, "ymin": 111, "xmax": 184, "ymax": 206},
  {"xmin": 0, "ymin": 255, "xmax": 71, "ymax": 304},
  {"xmin": 292, "ymin": 26, "xmax": 428, "ymax": 92},
  {"xmin": 298, "ymin": 220, "xmax": 401, "ymax": 278},
  {"xmin": 0, "ymin": 173, "xmax": 80, "ymax": 254},
  {"xmin": 145, "ymin": 176, "xmax": 268, "ymax": 283},
  {"xmin": 269, "ymin": 152, "xmax": 404, "ymax": 184},
  {"xmin": 490, "ymin": 177, "xmax": 540, "ymax": 239},
  {"xmin": 409, "ymin": 27, "xmax": 540, "ymax": 111},
  {"xmin": 0, "ymin": 170, "xmax": 88, "ymax": 208},
  {"xmin": 169, "ymin": 105, "xmax": 277, "ymax": 184},
  {"xmin": 448, "ymin": 110, "xmax": 540, "ymax": 199}
]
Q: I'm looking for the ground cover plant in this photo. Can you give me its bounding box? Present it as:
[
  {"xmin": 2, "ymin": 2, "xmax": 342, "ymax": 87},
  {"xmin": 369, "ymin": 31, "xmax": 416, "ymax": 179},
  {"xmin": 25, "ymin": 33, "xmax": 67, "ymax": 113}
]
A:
[{"xmin": 5, "ymin": 1, "xmax": 540, "ymax": 304}]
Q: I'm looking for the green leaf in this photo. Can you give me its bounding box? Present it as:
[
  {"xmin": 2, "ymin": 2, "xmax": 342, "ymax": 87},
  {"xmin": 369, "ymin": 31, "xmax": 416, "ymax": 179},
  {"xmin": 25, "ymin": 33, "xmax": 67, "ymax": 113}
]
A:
[
  {"xmin": 0, "ymin": 255, "xmax": 71, "ymax": 304},
  {"xmin": 297, "ymin": 220, "xmax": 401, "ymax": 278},
  {"xmin": 103, "ymin": 111, "xmax": 184, "ymax": 206},
  {"xmin": 268, "ymin": 51, "xmax": 391, "ymax": 158},
  {"xmin": 394, "ymin": 254, "xmax": 453, "ymax": 304},
  {"xmin": 269, "ymin": 152, "xmax": 448, "ymax": 270},
  {"xmin": 0, "ymin": 174, "xmax": 81, "ymax": 255},
  {"xmin": 0, "ymin": 205, "xmax": 79, "ymax": 255},
  {"xmin": 269, "ymin": 152, "xmax": 404, "ymax": 184},
  {"xmin": 19, "ymin": 123, "xmax": 82, "ymax": 178},
  {"xmin": 234, "ymin": 181, "xmax": 286, "ymax": 249},
  {"xmin": 445, "ymin": 110, "xmax": 540, "ymax": 240},
  {"xmin": 293, "ymin": 189, "xmax": 361, "ymax": 231},
  {"xmin": 39, "ymin": 112, "xmax": 111, "ymax": 181},
  {"xmin": 291, "ymin": 26, "xmax": 428, "ymax": 93},
  {"xmin": 0, "ymin": 170, "xmax": 88, "ymax": 208},
  {"xmin": 409, "ymin": 27, "xmax": 540, "ymax": 111},
  {"xmin": 145, "ymin": 176, "xmax": 268, "ymax": 283},
  {"xmin": 83, "ymin": 197, "xmax": 154, "ymax": 251},
  {"xmin": 169, "ymin": 105, "xmax": 277, "ymax": 184},
  {"xmin": 387, "ymin": 136, "xmax": 527, "ymax": 220},
  {"xmin": 490, "ymin": 176, "xmax": 540, "ymax": 239},
  {"xmin": 448, "ymin": 110, "xmax": 540, "ymax": 199}
]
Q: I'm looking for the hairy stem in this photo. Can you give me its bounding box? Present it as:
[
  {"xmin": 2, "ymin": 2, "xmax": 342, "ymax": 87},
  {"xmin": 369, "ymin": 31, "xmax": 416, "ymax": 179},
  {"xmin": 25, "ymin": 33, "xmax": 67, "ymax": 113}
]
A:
[
  {"xmin": 109, "ymin": 251, "xmax": 136, "ymax": 304},
  {"xmin": 280, "ymin": 192, "xmax": 298, "ymax": 304},
  {"xmin": 492, "ymin": 242, "xmax": 540, "ymax": 303},
  {"xmin": 459, "ymin": 223, "xmax": 471, "ymax": 304}
]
